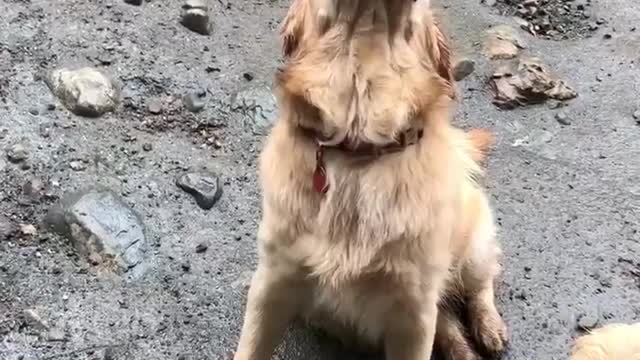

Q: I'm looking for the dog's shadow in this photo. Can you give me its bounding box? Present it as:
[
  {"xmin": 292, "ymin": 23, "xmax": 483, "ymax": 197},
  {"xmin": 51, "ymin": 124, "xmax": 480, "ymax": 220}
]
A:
[
  {"xmin": 278, "ymin": 321, "xmax": 455, "ymax": 360},
  {"xmin": 278, "ymin": 322, "xmax": 383, "ymax": 360}
]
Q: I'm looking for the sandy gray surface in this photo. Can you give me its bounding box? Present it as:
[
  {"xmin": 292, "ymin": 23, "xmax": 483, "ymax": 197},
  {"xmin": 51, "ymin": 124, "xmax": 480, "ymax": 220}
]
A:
[{"xmin": 1, "ymin": 0, "xmax": 639, "ymax": 359}]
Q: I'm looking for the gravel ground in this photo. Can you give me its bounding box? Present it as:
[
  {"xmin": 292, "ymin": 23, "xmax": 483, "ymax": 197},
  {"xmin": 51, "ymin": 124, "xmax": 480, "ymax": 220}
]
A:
[{"xmin": 1, "ymin": 0, "xmax": 639, "ymax": 359}]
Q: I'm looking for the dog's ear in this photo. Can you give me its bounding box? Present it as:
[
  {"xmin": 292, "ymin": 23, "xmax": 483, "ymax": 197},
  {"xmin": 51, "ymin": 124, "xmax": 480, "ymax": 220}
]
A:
[
  {"xmin": 280, "ymin": 0, "xmax": 307, "ymax": 58},
  {"xmin": 426, "ymin": 21, "xmax": 456, "ymax": 98}
]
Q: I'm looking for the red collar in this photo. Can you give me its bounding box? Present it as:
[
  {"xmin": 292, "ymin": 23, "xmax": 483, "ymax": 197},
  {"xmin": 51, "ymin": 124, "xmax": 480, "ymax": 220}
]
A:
[{"xmin": 299, "ymin": 127, "xmax": 424, "ymax": 194}]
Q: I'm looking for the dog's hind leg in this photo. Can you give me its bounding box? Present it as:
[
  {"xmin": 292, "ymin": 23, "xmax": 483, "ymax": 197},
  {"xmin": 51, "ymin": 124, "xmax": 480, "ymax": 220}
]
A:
[
  {"xmin": 460, "ymin": 195, "xmax": 508, "ymax": 357},
  {"xmin": 434, "ymin": 306, "xmax": 482, "ymax": 360}
]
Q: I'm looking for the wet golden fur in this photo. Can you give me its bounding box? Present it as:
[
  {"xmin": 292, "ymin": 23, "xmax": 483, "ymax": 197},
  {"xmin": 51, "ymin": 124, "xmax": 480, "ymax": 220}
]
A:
[
  {"xmin": 234, "ymin": 1, "xmax": 506, "ymax": 359},
  {"xmin": 570, "ymin": 323, "xmax": 640, "ymax": 360}
]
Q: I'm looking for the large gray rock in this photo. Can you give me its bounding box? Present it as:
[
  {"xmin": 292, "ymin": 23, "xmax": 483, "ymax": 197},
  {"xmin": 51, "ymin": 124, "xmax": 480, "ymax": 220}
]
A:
[
  {"xmin": 46, "ymin": 67, "xmax": 119, "ymax": 117},
  {"xmin": 231, "ymin": 85, "xmax": 278, "ymax": 135},
  {"xmin": 45, "ymin": 188, "xmax": 147, "ymax": 276}
]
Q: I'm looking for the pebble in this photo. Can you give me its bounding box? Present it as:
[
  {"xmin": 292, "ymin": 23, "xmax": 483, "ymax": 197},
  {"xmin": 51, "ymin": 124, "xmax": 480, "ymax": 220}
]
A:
[
  {"xmin": 576, "ymin": 310, "xmax": 600, "ymax": 332},
  {"xmin": 633, "ymin": 109, "xmax": 640, "ymax": 122},
  {"xmin": 147, "ymin": 99, "xmax": 163, "ymax": 115},
  {"xmin": 20, "ymin": 224, "xmax": 38, "ymax": 237},
  {"xmin": 195, "ymin": 242, "xmax": 208, "ymax": 253},
  {"xmin": 555, "ymin": 111, "xmax": 571, "ymax": 125},
  {"xmin": 181, "ymin": 0, "xmax": 211, "ymax": 35},
  {"xmin": 6, "ymin": 144, "xmax": 28, "ymax": 163},
  {"xmin": 23, "ymin": 309, "xmax": 48, "ymax": 330},
  {"xmin": 452, "ymin": 59, "xmax": 476, "ymax": 81},
  {"xmin": 47, "ymin": 328, "xmax": 66, "ymax": 342},
  {"xmin": 184, "ymin": 92, "xmax": 206, "ymax": 113},
  {"xmin": 124, "ymin": 0, "xmax": 143, "ymax": 5},
  {"xmin": 39, "ymin": 123, "xmax": 52, "ymax": 138},
  {"xmin": 176, "ymin": 172, "xmax": 223, "ymax": 210},
  {"xmin": 29, "ymin": 107, "xmax": 39, "ymax": 115},
  {"xmin": 243, "ymin": 72, "xmax": 254, "ymax": 82},
  {"xmin": 69, "ymin": 160, "xmax": 87, "ymax": 171}
]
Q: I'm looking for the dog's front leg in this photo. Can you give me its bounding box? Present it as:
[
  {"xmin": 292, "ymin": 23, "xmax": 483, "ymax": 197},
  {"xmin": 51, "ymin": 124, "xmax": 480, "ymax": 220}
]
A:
[
  {"xmin": 234, "ymin": 260, "xmax": 304, "ymax": 360},
  {"xmin": 384, "ymin": 293, "xmax": 439, "ymax": 360}
]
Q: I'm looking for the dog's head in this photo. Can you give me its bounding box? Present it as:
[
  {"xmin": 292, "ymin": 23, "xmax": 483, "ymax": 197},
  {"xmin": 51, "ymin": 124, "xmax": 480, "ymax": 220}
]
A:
[{"xmin": 276, "ymin": 0, "xmax": 455, "ymax": 147}]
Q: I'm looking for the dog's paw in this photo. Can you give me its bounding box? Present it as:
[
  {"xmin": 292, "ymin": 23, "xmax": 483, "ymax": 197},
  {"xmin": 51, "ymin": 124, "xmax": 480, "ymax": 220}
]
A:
[{"xmin": 470, "ymin": 306, "xmax": 508, "ymax": 356}]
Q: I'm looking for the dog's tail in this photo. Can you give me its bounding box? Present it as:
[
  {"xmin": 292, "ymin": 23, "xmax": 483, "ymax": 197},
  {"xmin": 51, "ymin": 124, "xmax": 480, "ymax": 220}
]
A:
[{"xmin": 467, "ymin": 128, "xmax": 495, "ymax": 165}]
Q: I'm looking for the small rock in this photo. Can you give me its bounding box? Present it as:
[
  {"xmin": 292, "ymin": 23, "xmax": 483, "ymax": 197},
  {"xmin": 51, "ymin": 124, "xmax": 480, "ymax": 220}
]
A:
[
  {"xmin": 176, "ymin": 172, "xmax": 223, "ymax": 210},
  {"xmin": 576, "ymin": 310, "xmax": 600, "ymax": 332},
  {"xmin": 183, "ymin": 92, "xmax": 206, "ymax": 113},
  {"xmin": 88, "ymin": 253, "xmax": 102, "ymax": 265},
  {"xmin": 195, "ymin": 242, "xmax": 208, "ymax": 253},
  {"xmin": 243, "ymin": 72, "xmax": 254, "ymax": 82},
  {"xmin": 39, "ymin": 123, "xmax": 52, "ymax": 138},
  {"xmin": 69, "ymin": 160, "xmax": 87, "ymax": 171},
  {"xmin": 599, "ymin": 277, "xmax": 612, "ymax": 288},
  {"xmin": 547, "ymin": 100, "xmax": 564, "ymax": 109},
  {"xmin": 603, "ymin": 33, "xmax": 612, "ymax": 39},
  {"xmin": 181, "ymin": 262, "xmax": 191, "ymax": 272},
  {"xmin": 29, "ymin": 107, "xmax": 39, "ymax": 115},
  {"xmin": 0, "ymin": 215, "xmax": 15, "ymax": 240},
  {"xmin": 23, "ymin": 309, "xmax": 49, "ymax": 330},
  {"xmin": 124, "ymin": 0, "xmax": 143, "ymax": 5},
  {"xmin": 47, "ymin": 328, "xmax": 66, "ymax": 342},
  {"xmin": 181, "ymin": 0, "xmax": 211, "ymax": 35},
  {"xmin": 147, "ymin": 99, "xmax": 163, "ymax": 115},
  {"xmin": 142, "ymin": 143, "xmax": 153, "ymax": 152},
  {"xmin": 556, "ymin": 111, "xmax": 571, "ymax": 125},
  {"xmin": 20, "ymin": 224, "xmax": 38, "ymax": 237},
  {"xmin": 45, "ymin": 67, "xmax": 119, "ymax": 117},
  {"xmin": 45, "ymin": 188, "xmax": 148, "ymax": 276},
  {"xmin": 452, "ymin": 59, "xmax": 475, "ymax": 81},
  {"xmin": 485, "ymin": 25, "xmax": 526, "ymax": 60},
  {"xmin": 632, "ymin": 109, "xmax": 640, "ymax": 122},
  {"xmin": 6, "ymin": 144, "xmax": 28, "ymax": 163}
]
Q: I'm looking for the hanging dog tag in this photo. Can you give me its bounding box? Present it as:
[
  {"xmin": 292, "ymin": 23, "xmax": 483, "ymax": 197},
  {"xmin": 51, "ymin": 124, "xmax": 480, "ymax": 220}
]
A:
[{"xmin": 313, "ymin": 148, "xmax": 329, "ymax": 194}]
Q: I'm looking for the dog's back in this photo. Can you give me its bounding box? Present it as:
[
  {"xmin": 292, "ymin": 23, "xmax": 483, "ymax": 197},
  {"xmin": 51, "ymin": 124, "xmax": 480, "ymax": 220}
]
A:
[{"xmin": 570, "ymin": 323, "xmax": 640, "ymax": 360}]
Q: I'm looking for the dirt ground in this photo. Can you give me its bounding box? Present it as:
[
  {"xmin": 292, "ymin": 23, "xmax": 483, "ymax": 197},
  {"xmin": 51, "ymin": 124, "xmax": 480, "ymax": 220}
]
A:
[{"xmin": 1, "ymin": 0, "xmax": 639, "ymax": 359}]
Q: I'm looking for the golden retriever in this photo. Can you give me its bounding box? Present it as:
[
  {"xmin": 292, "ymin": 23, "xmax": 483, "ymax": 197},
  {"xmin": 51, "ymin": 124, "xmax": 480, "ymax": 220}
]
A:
[
  {"xmin": 233, "ymin": 0, "xmax": 506, "ymax": 359},
  {"xmin": 570, "ymin": 322, "xmax": 640, "ymax": 360}
]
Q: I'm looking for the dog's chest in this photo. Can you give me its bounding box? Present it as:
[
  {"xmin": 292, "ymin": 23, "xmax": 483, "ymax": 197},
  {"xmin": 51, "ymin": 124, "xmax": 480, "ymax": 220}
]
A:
[{"xmin": 302, "ymin": 276, "xmax": 396, "ymax": 347}]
